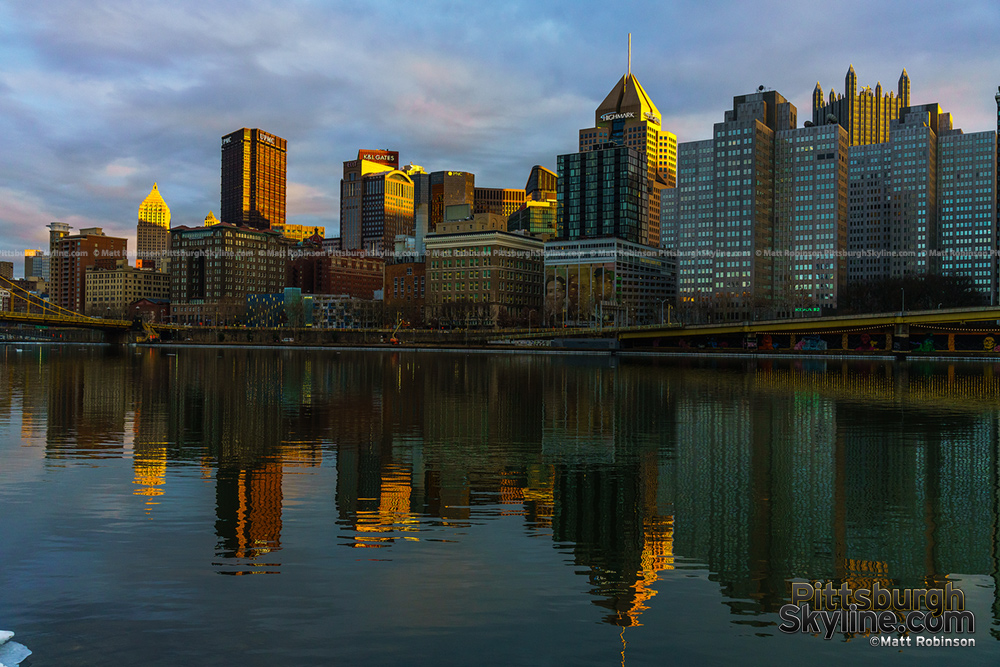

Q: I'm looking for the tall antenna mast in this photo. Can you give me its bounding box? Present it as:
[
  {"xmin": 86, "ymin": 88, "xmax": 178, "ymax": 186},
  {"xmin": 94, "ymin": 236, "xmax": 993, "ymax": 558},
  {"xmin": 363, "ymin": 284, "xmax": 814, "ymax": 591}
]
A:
[{"xmin": 628, "ymin": 33, "xmax": 632, "ymax": 76}]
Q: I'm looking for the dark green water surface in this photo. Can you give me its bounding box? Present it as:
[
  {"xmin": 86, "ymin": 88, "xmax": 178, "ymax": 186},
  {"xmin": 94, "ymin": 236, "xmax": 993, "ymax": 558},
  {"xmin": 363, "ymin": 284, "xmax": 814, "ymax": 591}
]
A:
[{"xmin": 1, "ymin": 345, "xmax": 999, "ymax": 665}]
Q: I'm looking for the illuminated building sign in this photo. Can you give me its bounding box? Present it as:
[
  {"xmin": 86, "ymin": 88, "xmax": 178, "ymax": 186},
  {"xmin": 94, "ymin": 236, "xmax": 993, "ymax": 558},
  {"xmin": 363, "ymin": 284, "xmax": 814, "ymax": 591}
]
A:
[
  {"xmin": 600, "ymin": 112, "xmax": 635, "ymax": 122},
  {"xmin": 358, "ymin": 150, "xmax": 399, "ymax": 166},
  {"xmin": 258, "ymin": 132, "xmax": 276, "ymax": 145},
  {"xmin": 644, "ymin": 112, "xmax": 661, "ymax": 125}
]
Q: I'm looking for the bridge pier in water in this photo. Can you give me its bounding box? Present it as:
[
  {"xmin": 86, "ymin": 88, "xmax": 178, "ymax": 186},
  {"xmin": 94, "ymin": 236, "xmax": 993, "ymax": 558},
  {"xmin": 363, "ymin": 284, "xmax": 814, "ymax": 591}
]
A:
[{"xmin": 893, "ymin": 323, "xmax": 909, "ymax": 351}]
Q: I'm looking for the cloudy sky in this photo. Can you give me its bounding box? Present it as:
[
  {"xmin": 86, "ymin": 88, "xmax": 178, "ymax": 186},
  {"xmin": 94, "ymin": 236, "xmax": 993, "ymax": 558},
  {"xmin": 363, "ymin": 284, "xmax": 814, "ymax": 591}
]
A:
[{"xmin": 2, "ymin": 0, "xmax": 999, "ymax": 274}]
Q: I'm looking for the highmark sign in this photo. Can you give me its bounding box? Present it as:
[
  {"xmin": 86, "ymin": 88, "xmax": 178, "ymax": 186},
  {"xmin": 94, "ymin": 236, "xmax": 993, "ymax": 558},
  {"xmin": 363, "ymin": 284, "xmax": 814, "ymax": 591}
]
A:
[{"xmin": 600, "ymin": 111, "xmax": 635, "ymax": 122}]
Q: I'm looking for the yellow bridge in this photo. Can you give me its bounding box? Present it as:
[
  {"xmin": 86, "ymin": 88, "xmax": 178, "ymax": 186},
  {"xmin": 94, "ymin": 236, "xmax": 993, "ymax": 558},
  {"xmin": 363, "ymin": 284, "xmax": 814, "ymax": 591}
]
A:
[{"xmin": 618, "ymin": 306, "xmax": 1000, "ymax": 353}]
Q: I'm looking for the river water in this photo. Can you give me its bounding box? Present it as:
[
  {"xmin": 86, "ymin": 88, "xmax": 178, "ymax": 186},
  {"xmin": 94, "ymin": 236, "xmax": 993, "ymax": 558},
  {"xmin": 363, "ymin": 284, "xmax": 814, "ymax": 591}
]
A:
[{"xmin": 1, "ymin": 345, "xmax": 998, "ymax": 665}]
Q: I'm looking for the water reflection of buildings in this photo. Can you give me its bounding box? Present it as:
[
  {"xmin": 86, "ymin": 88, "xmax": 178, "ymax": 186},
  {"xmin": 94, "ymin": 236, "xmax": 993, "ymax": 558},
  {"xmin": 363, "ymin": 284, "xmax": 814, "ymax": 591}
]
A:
[{"xmin": 11, "ymin": 347, "xmax": 1000, "ymax": 630}]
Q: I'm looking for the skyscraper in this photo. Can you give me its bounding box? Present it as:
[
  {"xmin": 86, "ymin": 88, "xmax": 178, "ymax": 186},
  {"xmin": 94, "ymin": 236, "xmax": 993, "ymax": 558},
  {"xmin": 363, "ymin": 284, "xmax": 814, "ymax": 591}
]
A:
[
  {"xmin": 813, "ymin": 66, "xmax": 910, "ymax": 146},
  {"xmin": 661, "ymin": 91, "xmax": 797, "ymax": 319},
  {"xmin": 220, "ymin": 128, "xmax": 287, "ymax": 229},
  {"xmin": 558, "ymin": 145, "xmax": 647, "ymax": 243},
  {"xmin": 773, "ymin": 123, "xmax": 850, "ymax": 311},
  {"xmin": 577, "ymin": 38, "xmax": 676, "ymax": 247},
  {"xmin": 846, "ymin": 103, "xmax": 998, "ymax": 302},
  {"xmin": 137, "ymin": 183, "xmax": 171, "ymax": 271},
  {"xmin": 339, "ymin": 150, "xmax": 414, "ymax": 251}
]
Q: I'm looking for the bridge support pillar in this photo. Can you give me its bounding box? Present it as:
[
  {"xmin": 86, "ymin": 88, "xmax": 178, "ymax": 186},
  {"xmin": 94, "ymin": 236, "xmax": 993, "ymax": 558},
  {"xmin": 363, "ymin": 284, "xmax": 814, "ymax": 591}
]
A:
[
  {"xmin": 893, "ymin": 323, "xmax": 909, "ymax": 351},
  {"xmin": 104, "ymin": 328, "xmax": 129, "ymax": 345}
]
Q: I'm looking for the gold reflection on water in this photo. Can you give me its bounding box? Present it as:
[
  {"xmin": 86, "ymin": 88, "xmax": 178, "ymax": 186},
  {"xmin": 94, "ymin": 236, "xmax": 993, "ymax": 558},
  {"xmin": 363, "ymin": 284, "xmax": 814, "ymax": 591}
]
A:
[
  {"xmin": 9, "ymin": 349, "xmax": 1000, "ymax": 631},
  {"xmin": 843, "ymin": 558, "xmax": 892, "ymax": 592},
  {"xmin": 132, "ymin": 445, "xmax": 167, "ymax": 505},
  {"xmin": 350, "ymin": 464, "xmax": 419, "ymax": 547},
  {"xmin": 617, "ymin": 515, "xmax": 676, "ymax": 627}
]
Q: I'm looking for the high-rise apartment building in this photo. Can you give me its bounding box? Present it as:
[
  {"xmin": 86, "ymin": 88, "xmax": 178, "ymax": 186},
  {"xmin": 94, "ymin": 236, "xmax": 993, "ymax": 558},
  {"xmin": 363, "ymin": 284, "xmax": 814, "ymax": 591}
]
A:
[
  {"xmin": 813, "ymin": 66, "xmax": 909, "ymax": 146},
  {"xmin": 220, "ymin": 128, "xmax": 287, "ymax": 229},
  {"xmin": 578, "ymin": 54, "xmax": 677, "ymax": 247},
  {"xmin": 47, "ymin": 222, "xmax": 71, "ymax": 257},
  {"xmin": 49, "ymin": 228, "xmax": 128, "ymax": 313},
  {"xmin": 0, "ymin": 261, "xmax": 12, "ymax": 281},
  {"xmin": 137, "ymin": 183, "xmax": 171, "ymax": 271}
]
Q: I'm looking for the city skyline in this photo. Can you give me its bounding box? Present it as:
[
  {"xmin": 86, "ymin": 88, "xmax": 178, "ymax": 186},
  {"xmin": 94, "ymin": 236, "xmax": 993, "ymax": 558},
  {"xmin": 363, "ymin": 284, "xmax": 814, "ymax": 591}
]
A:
[{"xmin": 1, "ymin": 1, "xmax": 999, "ymax": 268}]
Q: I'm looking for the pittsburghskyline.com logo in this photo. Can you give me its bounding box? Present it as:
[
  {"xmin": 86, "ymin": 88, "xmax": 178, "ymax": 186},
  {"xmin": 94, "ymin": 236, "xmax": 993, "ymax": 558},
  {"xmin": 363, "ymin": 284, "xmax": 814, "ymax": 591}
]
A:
[{"xmin": 779, "ymin": 581, "xmax": 976, "ymax": 647}]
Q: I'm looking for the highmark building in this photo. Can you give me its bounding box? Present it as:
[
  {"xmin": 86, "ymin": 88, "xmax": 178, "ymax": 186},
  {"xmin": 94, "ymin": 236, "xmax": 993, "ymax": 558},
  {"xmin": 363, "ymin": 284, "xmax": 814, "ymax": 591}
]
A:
[{"xmin": 576, "ymin": 58, "xmax": 677, "ymax": 248}]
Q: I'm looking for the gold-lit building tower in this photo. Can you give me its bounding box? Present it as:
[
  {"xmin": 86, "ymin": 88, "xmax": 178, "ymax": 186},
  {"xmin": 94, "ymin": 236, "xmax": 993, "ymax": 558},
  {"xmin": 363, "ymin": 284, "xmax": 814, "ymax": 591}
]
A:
[
  {"xmin": 812, "ymin": 66, "xmax": 910, "ymax": 146},
  {"xmin": 220, "ymin": 128, "xmax": 287, "ymax": 229},
  {"xmin": 339, "ymin": 150, "xmax": 414, "ymax": 251},
  {"xmin": 136, "ymin": 183, "xmax": 170, "ymax": 272},
  {"xmin": 578, "ymin": 37, "xmax": 677, "ymax": 247}
]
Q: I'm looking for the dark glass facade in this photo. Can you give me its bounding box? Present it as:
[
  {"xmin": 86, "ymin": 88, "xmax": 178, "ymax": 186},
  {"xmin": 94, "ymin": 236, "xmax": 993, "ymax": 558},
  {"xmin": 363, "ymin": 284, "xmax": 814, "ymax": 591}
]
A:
[
  {"xmin": 556, "ymin": 146, "xmax": 646, "ymax": 244},
  {"xmin": 220, "ymin": 128, "xmax": 287, "ymax": 229}
]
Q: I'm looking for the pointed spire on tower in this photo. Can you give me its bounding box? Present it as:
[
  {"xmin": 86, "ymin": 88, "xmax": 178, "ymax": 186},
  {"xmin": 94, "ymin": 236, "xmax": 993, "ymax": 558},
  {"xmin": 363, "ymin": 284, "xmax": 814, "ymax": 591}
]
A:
[
  {"xmin": 846, "ymin": 65, "xmax": 857, "ymax": 97},
  {"xmin": 898, "ymin": 68, "xmax": 910, "ymax": 107},
  {"xmin": 628, "ymin": 33, "xmax": 631, "ymax": 77},
  {"xmin": 813, "ymin": 82, "xmax": 824, "ymax": 115}
]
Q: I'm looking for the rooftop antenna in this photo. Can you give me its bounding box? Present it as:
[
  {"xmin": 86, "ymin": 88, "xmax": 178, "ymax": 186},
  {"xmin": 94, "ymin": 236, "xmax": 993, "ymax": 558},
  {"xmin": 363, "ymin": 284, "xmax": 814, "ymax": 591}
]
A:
[{"xmin": 628, "ymin": 33, "xmax": 632, "ymax": 76}]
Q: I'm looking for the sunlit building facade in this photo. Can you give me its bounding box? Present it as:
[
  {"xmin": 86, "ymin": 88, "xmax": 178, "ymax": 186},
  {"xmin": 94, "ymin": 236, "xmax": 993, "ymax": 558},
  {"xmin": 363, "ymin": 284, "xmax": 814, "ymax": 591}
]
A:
[
  {"xmin": 813, "ymin": 66, "xmax": 910, "ymax": 146},
  {"xmin": 271, "ymin": 223, "xmax": 326, "ymax": 242},
  {"xmin": 220, "ymin": 128, "xmax": 287, "ymax": 229},
  {"xmin": 137, "ymin": 182, "xmax": 171, "ymax": 272},
  {"xmin": 50, "ymin": 227, "xmax": 128, "ymax": 313},
  {"xmin": 508, "ymin": 165, "xmax": 558, "ymax": 240},
  {"xmin": 578, "ymin": 66, "xmax": 677, "ymax": 247},
  {"xmin": 474, "ymin": 187, "xmax": 526, "ymax": 220},
  {"xmin": 340, "ymin": 150, "xmax": 412, "ymax": 251},
  {"xmin": 24, "ymin": 249, "xmax": 50, "ymax": 281}
]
